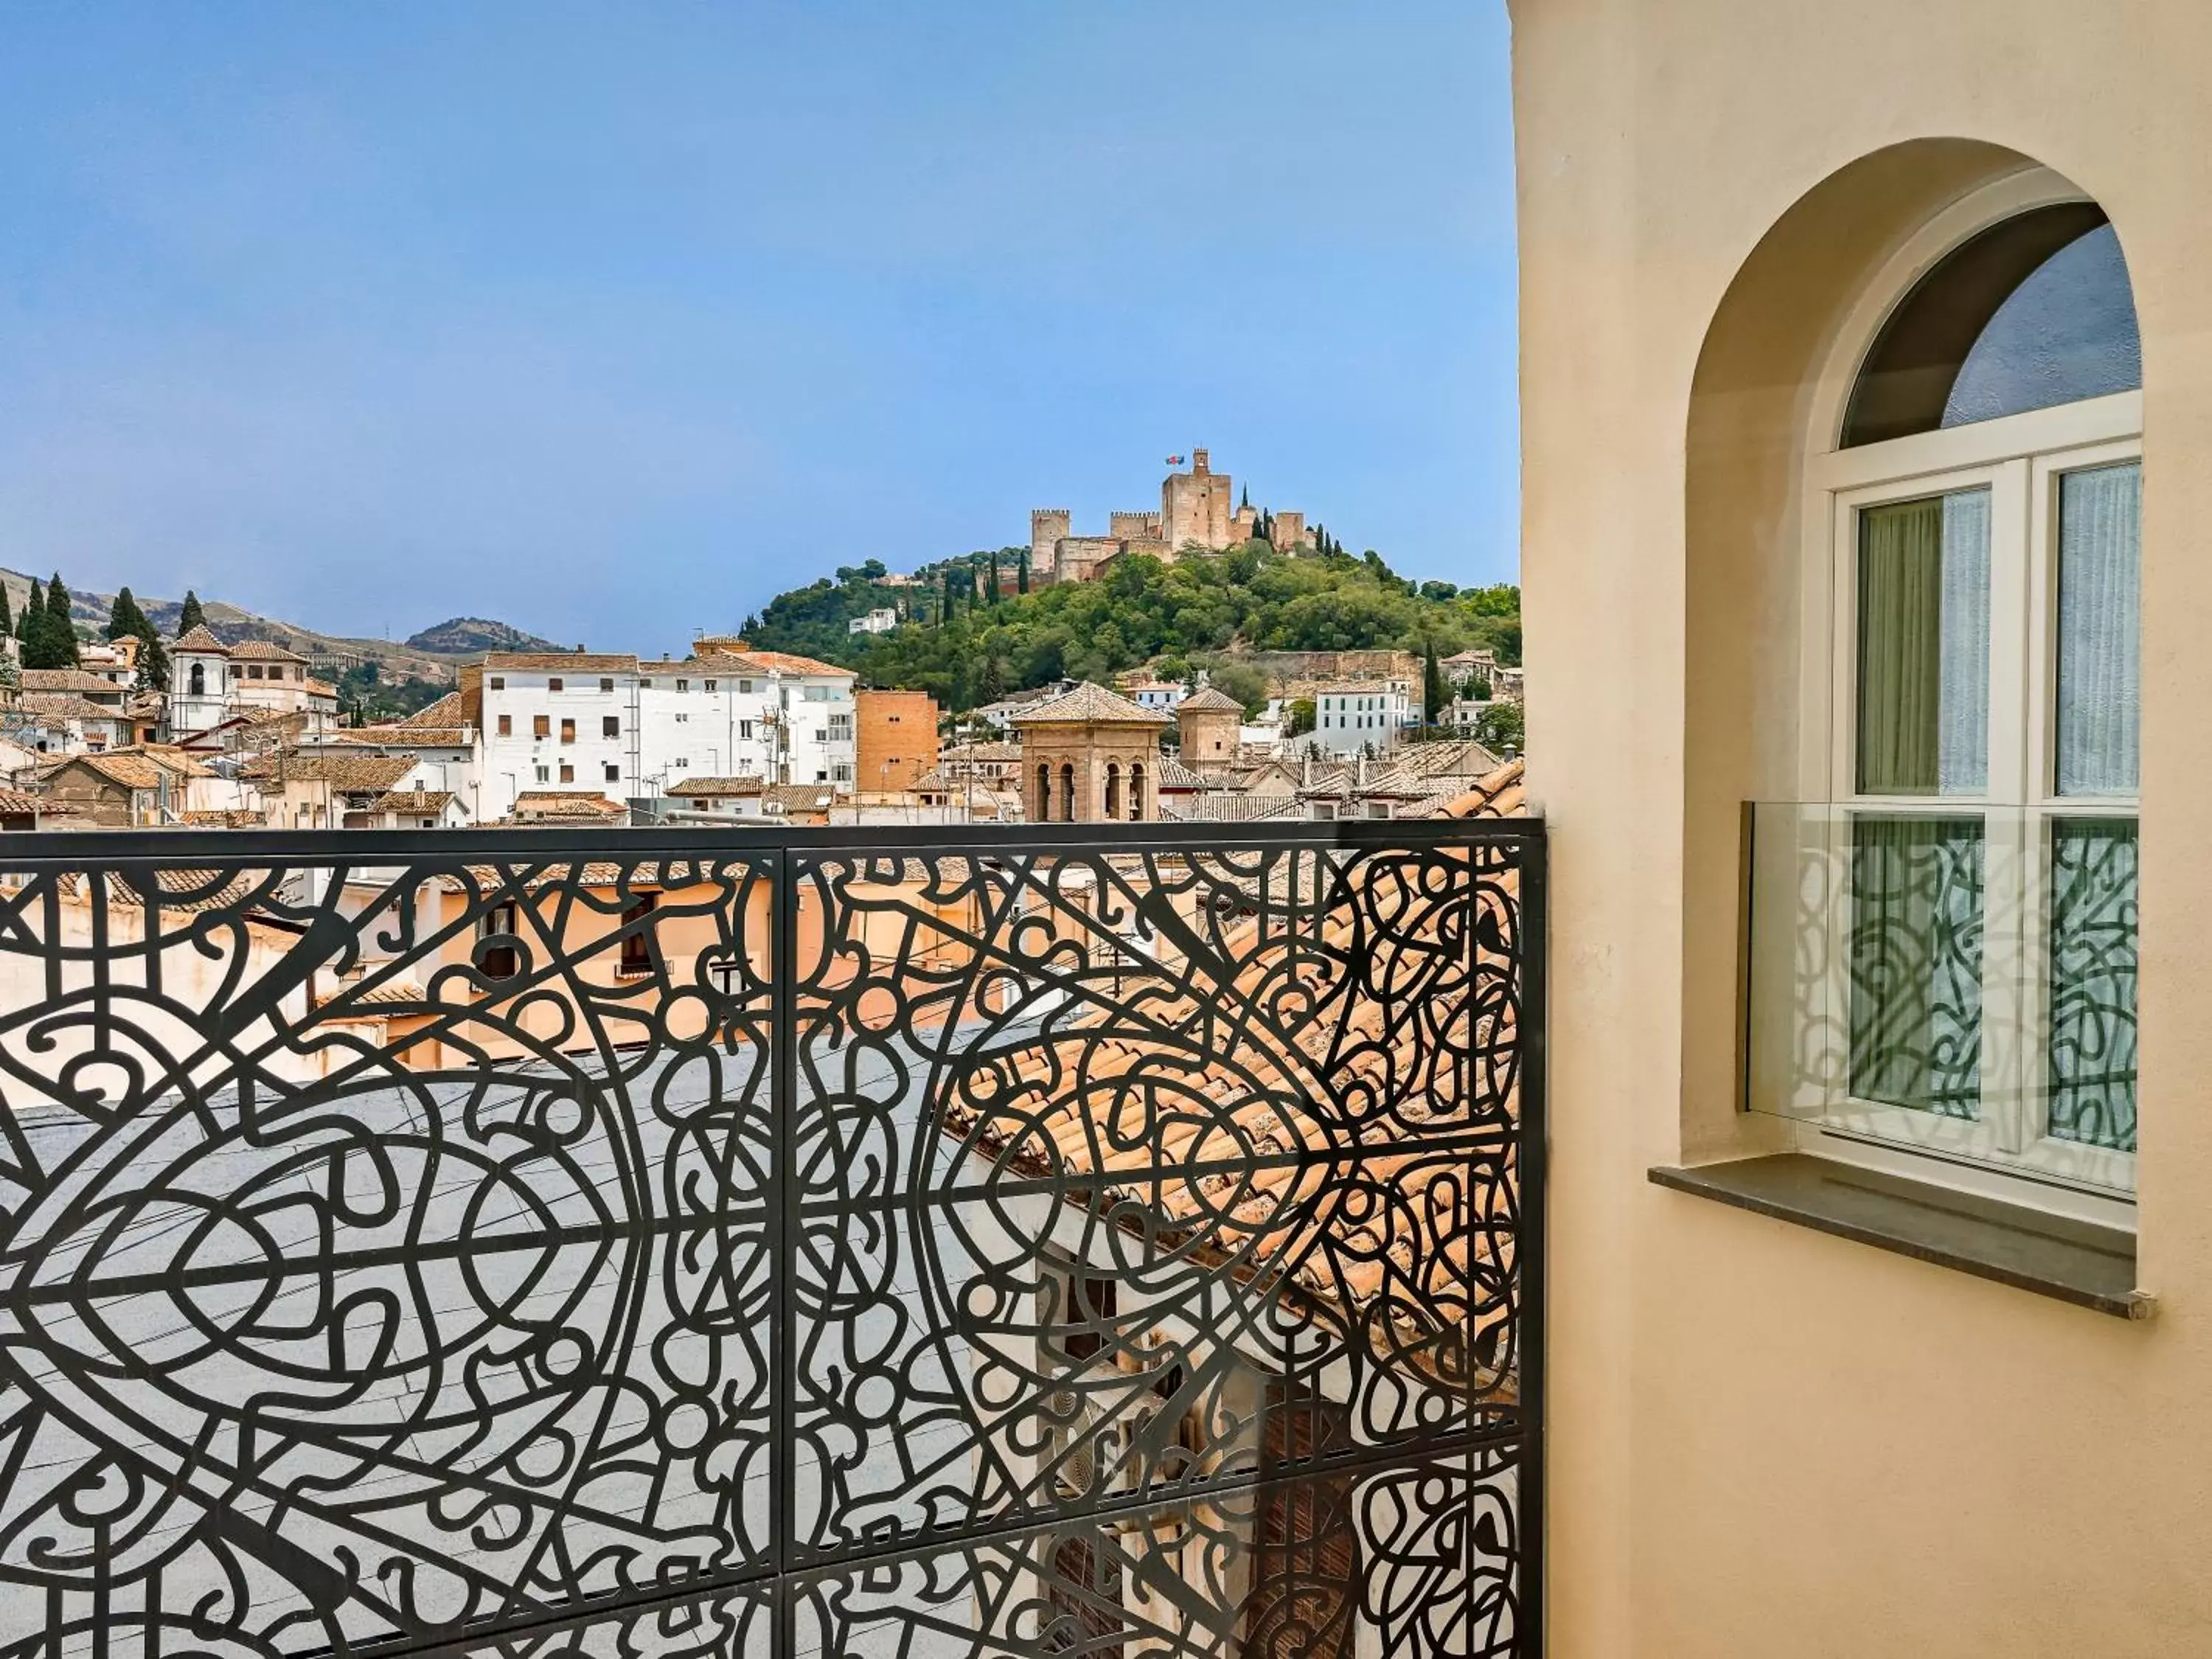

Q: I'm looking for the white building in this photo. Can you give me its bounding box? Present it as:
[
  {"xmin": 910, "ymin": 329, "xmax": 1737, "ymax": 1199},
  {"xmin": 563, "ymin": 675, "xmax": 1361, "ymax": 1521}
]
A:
[
  {"xmin": 1123, "ymin": 678, "xmax": 1187, "ymax": 714},
  {"xmin": 847, "ymin": 608, "xmax": 898, "ymax": 636},
  {"xmin": 166, "ymin": 625, "xmax": 340, "ymax": 741},
  {"xmin": 472, "ymin": 647, "xmax": 855, "ymax": 822},
  {"xmin": 1308, "ymin": 681, "xmax": 1413, "ymax": 756}
]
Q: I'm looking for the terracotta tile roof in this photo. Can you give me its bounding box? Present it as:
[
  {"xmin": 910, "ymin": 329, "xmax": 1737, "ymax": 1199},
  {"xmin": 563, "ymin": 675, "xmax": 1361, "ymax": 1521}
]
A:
[
  {"xmin": 1152, "ymin": 756, "xmax": 1210, "ymax": 790},
  {"xmin": 738, "ymin": 650, "xmax": 852, "ymax": 678},
  {"xmin": 763, "ymin": 784, "xmax": 837, "ymax": 813},
  {"xmin": 940, "ymin": 740, "xmax": 1022, "ymax": 763},
  {"xmin": 171, "ymin": 624, "xmax": 230, "ymax": 655},
  {"xmin": 1175, "ymin": 686, "xmax": 1245, "ymax": 714},
  {"xmin": 394, "ymin": 690, "xmax": 470, "ymax": 728},
  {"xmin": 372, "ymin": 788, "xmax": 459, "ymax": 814},
  {"xmin": 1436, "ymin": 757, "xmax": 1526, "ymax": 818},
  {"xmin": 41, "ymin": 752, "xmax": 165, "ymax": 790},
  {"xmin": 512, "ymin": 790, "xmax": 626, "ymax": 821},
  {"xmin": 667, "ymin": 776, "xmax": 768, "ymax": 797},
  {"xmin": 482, "ymin": 653, "xmax": 639, "ymax": 672},
  {"xmin": 305, "ymin": 678, "xmax": 338, "ymax": 698},
  {"xmin": 0, "ymin": 790, "xmax": 43, "ymax": 816},
  {"xmin": 227, "ymin": 639, "xmax": 308, "ymax": 663},
  {"xmin": 19, "ymin": 669, "xmax": 127, "ymax": 695},
  {"xmin": 178, "ymin": 808, "xmax": 268, "ymax": 827},
  {"xmin": 18, "ymin": 694, "xmax": 128, "ymax": 724},
  {"xmin": 245, "ymin": 752, "xmax": 418, "ymax": 792},
  {"xmin": 1011, "ymin": 681, "xmax": 1172, "ymax": 727}
]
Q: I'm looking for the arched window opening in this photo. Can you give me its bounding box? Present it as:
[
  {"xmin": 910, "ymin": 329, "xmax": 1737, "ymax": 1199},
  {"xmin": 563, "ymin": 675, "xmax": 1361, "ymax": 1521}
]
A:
[
  {"xmin": 1104, "ymin": 762, "xmax": 1121, "ymax": 821},
  {"xmin": 187, "ymin": 662, "xmax": 205, "ymax": 698},
  {"xmin": 1059, "ymin": 763, "xmax": 1075, "ymax": 823},
  {"xmin": 1036, "ymin": 763, "xmax": 1051, "ymax": 822},
  {"xmin": 1843, "ymin": 203, "xmax": 2139, "ymax": 448},
  {"xmin": 1128, "ymin": 763, "xmax": 1145, "ymax": 822},
  {"xmin": 1730, "ymin": 176, "xmax": 2146, "ymax": 1203}
]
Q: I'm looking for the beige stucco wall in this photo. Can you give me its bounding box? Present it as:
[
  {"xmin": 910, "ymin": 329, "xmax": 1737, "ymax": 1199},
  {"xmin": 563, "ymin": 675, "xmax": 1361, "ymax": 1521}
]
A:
[{"xmin": 1509, "ymin": 1, "xmax": 2212, "ymax": 1653}]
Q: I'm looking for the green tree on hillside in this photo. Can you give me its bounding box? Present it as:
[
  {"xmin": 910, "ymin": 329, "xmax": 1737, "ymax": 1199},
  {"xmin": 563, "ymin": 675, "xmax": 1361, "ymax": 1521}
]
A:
[
  {"xmin": 1018, "ymin": 549, "xmax": 1031, "ymax": 594},
  {"xmin": 1423, "ymin": 640, "xmax": 1446, "ymax": 725},
  {"xmin": 105, "ymin": 587, "xmax": 146, "ymax": 641},
  {"xmin": 0, "ymin": 582, "xmax": 12, "ymax": 639},
  {"xmin": 17, "ymin": 580, "xmax": 38, "ymax": 644},
  {"xmin": 23, "ymin": 573, "xmax": 80, "ymax": 669},
  {"xmin": 176, "ymin": 590, "xmax": 206, "ymax": 635}
]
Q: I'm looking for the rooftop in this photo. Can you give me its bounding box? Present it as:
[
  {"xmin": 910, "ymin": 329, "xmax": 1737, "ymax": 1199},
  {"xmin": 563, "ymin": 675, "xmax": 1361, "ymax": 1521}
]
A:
[{"xmin": 1011, "ymin": 681, "xmax": 1173, "ymax": 728}]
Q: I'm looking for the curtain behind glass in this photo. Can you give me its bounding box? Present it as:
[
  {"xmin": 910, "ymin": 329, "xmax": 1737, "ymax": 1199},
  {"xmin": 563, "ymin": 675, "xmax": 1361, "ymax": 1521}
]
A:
[
  {"xmin": 2056, "ymin": 462, "xmax": 2141, "ymax": 796},
  {"xmin": 1857, "ymin": 490, "xmax": 1989, "ymax": 795}
]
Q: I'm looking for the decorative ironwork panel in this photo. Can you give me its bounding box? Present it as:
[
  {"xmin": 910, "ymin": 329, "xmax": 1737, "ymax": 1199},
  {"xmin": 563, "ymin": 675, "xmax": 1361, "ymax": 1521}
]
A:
[{"xmin": 0, "ymin": 822, "xmax": 1544, "ymax": 1658}]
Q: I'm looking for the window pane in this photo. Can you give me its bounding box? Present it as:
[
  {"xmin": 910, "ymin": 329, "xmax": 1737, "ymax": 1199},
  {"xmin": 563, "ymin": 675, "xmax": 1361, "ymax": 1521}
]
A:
[
  {"xmin": 2047, "ymin": 818, "xmax": 2138, "ymax": 1152},
  {"xmin": 2055, "ymin": 461, "xmax": 2141, "ymax": 796},
  {"xmin": 1856, "ymin": 489, "xmax": 1989, "ymax": 795},
  {"xmin": 1848, "ymin": 815, "xmax": 1984, "ymax": 1119}
]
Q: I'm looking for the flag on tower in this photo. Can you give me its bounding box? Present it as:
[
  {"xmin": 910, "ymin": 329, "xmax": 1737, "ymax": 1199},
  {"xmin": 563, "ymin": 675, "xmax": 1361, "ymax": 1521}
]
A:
[{"xmin": 1165, "ymin": 455, "xmax": 1186, "ymax": 465}]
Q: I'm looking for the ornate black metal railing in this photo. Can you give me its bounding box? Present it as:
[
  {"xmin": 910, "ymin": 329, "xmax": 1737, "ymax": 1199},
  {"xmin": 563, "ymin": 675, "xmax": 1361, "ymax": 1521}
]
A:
[{"xmin": 0, "ymin": 817, "xmax": 1544, "ymax": 1658}]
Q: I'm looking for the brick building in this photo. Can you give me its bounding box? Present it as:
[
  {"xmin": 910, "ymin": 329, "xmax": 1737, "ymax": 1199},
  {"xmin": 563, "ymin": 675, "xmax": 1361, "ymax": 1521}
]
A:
[{"xmin": 855, "ymin": 688, "xmax": 939, "ymax": 795}]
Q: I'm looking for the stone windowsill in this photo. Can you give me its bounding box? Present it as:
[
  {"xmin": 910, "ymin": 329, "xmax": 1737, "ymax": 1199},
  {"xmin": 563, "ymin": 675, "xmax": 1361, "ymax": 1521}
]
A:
[{"xmin": 1647, "ymin": 1153, "xmax": 2151, "ymax": 1320}]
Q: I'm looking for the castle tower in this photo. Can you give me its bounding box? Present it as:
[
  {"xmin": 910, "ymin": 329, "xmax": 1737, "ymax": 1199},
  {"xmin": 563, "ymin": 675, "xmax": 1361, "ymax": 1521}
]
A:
[
  {"xmin": 1030, "ymin": 509, "xmax": 1071, "ymax": 582},
  {"xmin": 1162, "ymin": 448, "xmax": 1236, "ymax": 552},
  {"xmin": 1270, "ymin": 509, "xmax": 1307, "ymax": 552},
  {"xmin": 1175, "ymin": 685, "xmax": 1245, "ymax": 771},
  {"xmin": 1012, "ymin": 682, "xmax": 1170, "ymax": 823}
]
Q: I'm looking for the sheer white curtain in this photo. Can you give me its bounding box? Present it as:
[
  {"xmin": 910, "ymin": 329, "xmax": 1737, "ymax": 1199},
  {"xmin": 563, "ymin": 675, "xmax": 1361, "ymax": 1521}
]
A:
[
  {"xmin": 1938, "ymin": 489, "xmax": 1992, "ymax": 794},
  {"xmin": 2056, "ymin": 462, "xmax": 2141, "ymax": 796}
]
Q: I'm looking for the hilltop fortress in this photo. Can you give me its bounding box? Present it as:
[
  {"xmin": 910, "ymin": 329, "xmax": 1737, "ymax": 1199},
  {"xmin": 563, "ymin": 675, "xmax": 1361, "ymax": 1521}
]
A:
[{"xmin": 1030, "ymin": 449, "xmax": 1308, "ymax": 585}]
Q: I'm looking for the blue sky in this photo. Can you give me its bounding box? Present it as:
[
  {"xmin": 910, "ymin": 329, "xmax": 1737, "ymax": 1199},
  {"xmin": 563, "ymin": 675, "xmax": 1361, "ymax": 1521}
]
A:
[{"xmin": 0, "ymin": 2, "xmax": 1517, "ymax": 649}]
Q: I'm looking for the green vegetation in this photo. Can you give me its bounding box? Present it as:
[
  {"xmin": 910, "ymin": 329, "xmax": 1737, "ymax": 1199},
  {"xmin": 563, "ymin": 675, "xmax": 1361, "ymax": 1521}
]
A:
[
  {"xmin": 19, "ymin": 573, "xmax": 82, "ymax": 670},
  {"xmin": 104, "ymin": 586, "xmax": 170, "ymax": 692},
  {"xmin": 748, "ymin": 540, "xmax": 1520, "ymax": 713},
  {"xmin": 336, "ymin": 661, "xmax": 449, "ymax": 723},
  {"xmin": 176, "ymin": 590, "xmax": 206, "ymax": 635}
]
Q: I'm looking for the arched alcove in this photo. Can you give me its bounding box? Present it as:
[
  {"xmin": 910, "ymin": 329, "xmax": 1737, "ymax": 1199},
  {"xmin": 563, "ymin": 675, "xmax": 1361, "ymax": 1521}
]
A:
[{"xmin": 1679, "ymin": 139, "xmax": 2135, "ymax": 1162}]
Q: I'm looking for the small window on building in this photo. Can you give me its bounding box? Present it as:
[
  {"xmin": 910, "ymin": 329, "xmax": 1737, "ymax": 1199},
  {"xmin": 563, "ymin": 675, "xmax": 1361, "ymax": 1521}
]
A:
[
  {"xmin": 605, "ymin": 763, "xmax": 621, "ymax": 782},
  {"xmin": 560, "ymin": 718, "xmax": 576, "ymax": 744},
  {"xmin": 534, "ymin": 765, "xmax": 549, "ymax": 782},
  {"xmin": 599, "ymin": 677, "xmax": 615, "ymax": 692},
  {"xmin": 532, "ymin": 714, "xmax": 550, "ymax": 740},
  {"xmin": 490, "ymin": 676, "xmax": 505, "ymax": 690},
  {"xmin": 498, "ymin": 714, "xmax": 512, "ymax": 737},
  {"xmin": 559, "ymin": 762, "xmax": 574, "ymax": 783},
  {"xmin": 676, "ymin": 678, "xmax": 689, "ymax": 692},
  {"xmin": 478, "ymin": 900, "xmax": 521, "ymax": 981},
  {"xmin": 639, "ymin": 678, "xmax": 653, "ymax": 689},
  {"xmin": 704, "ymin": 678, "xmax": 717, "ymax": 692},
  {"xmin": 618, "ymin": 894, "xmax": 658, "ymax": 977},
  {"xmin": 602, "ymin": 715, "xmax": 619, "ymax": 738},
  {"xmin": 548, "ymin": 677, "xmax": 563, "ymax": 692},
  {"xmin": 739, "ymin": 679, "xmax": 754, "ymax": 694}
]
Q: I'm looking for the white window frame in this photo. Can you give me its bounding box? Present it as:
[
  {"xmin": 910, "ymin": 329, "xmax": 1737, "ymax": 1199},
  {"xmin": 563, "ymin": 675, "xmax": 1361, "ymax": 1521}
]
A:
[{"xmin": 1793, "ymin": 390, "xmax": 2140, "ymax": 1214}]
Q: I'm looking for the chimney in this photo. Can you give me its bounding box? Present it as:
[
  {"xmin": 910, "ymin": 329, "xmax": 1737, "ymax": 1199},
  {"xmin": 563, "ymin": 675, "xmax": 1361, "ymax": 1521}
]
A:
[
  {"xmin": 1301, "ymin": 749, "xmax": 1313, "ymax": 789},
  {"xmin": 1357, "ymin": 754, "xmax": 1368, "ymax": 789}
]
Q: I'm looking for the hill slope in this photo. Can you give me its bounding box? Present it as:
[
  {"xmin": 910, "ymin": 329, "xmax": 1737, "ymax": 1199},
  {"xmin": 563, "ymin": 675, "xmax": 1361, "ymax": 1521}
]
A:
[
  {"xmin": 0, "ymin": 571, "xmax": 552, "ymax": 686},
  {"xmin": 406, "ymin": 616, "xmax": 564, "ymax": 655},
  {"xmin": 746, "ymin": 541, "xmax": 1520, "ymax": 712}
]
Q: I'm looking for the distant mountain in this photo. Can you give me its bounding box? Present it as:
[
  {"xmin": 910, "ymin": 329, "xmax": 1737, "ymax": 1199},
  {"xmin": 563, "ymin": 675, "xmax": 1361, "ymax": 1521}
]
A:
[
  {"xmin": 406, "ymin": 616, "xmax": 564, "ymax": 655},
  {"xmin": 0, "ymin": 569, "xmax": 555, "ymax": 686}
]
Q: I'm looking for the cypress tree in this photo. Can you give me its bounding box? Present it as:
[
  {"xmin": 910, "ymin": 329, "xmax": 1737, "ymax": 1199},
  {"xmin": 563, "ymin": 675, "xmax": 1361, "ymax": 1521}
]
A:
[
  {"xmin": 136, "ymin": 629, "xmax": 170, "ymax": 693},
  {"xmin": 987, "ymin": 551, "xmax": 1001, "ymax": 604},
  {"xmin": 942, "ymin": 567, "xmax": 958, "ymax": 620},
  {"xmin": 106, "ymin": 586, "xmax": 145, "ymax": 641},
  {"xmin": 1422, "ymin": 640, "xmax": 1446, "ymax": 727},
  {"xmin": 176, "ymin": 589, "xmax": 206, "ymax": 635},
  {"xmin": 0, "ymin": 582, "xmax": 10, "ymax": 637},
  {"xmin": 45, "ymin": 573, "xmax": 80, "ymax": 667},
  {"xmin": 1018, "ymin": 549, "xmax": 1031, "ymax": 595},
  {"xmin": 18, "ymin": 580, "xmax": 38, "ymax": 644}
]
